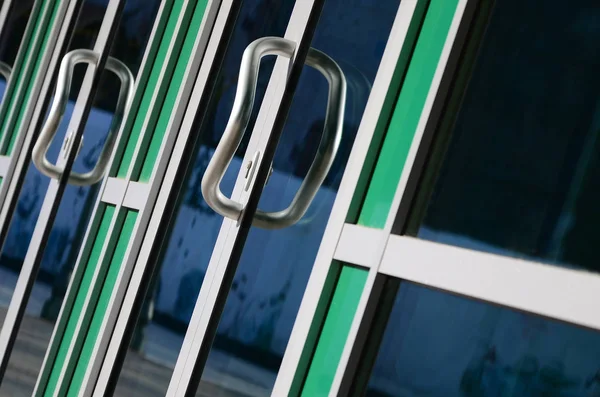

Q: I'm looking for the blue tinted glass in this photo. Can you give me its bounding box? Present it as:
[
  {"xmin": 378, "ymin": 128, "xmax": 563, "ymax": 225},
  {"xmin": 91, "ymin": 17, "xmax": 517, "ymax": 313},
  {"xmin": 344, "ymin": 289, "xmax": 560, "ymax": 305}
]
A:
[
  {"xmin": 412, "ymin": 0, "xmax": 600, "ymax": 272},
  {"xmin": 0, "ymin": 0, "xmax": 161, "ymax": 394},
  {"xmin": 365, "ymin": 282, "xmax": 600, "ymax": 397}
]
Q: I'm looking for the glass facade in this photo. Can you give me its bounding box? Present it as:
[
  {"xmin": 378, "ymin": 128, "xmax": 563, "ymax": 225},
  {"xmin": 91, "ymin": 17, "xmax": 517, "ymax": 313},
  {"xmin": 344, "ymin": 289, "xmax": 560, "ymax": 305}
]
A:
[{"xmin": 0, "ymin": 0, "xmax": 597, "ymax": 396}]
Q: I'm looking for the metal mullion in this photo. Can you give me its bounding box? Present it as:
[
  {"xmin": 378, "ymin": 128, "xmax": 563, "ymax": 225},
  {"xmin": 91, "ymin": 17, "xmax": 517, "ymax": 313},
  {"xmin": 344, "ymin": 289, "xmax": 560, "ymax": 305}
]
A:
[
  {"xmin": 122, "ymin": 0, "xmax": 202, "ymax": 183},
  {"xmin": 85, "ymin": 1, "xmax": 231, "ymax": 394},
  {"xmin": 32, "ymin": 182, "xmax": 115, "ymax": 397},
  {"xmin": 46, "ymin": 205, "xmax": 124, "ymax": 397},
  {"xmin": 0, "ymin": 0, "xmax": 126, "ymax": 382},
  {"xmin": 164, "ymin": 1, "xmax": 327, "ymax": 395},
  {"xmin": 0, "ymin": 0, "xmax": 13, "ymax": 34},
  {"xmin": 102, "ymin": 0, "xmax": 179, "ymax": 186},
  {"xmin": 330, "ymin": 0, "xmax": 480, "ymax": 394}
]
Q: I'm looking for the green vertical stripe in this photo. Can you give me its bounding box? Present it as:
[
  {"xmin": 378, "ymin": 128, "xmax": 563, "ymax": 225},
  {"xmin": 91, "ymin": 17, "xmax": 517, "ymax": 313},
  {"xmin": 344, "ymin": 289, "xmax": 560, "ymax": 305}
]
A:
[
  {"xmin": 116, "ymin": 0, "xmax": 185, "ymax": 177},
  {"xmin": 43, "ymin": 205, "xmax": 115, "ymax": 396},
  {"xmin": 67, "ymin": 210, "xmax": 138, "ymax": 395},
  {"xmin": 358, "ymin": 0, "xmax": 459, "ymax": 228},
  {"xmin": 0, "ymin": 0, "xmax": 59, "ymax": 154},
  {"xmin": 300, "ymin": 266, "xmax": 368, "ymax": 397},
  {"xmin": 137, "ymin": 0, "xmax": 208, "ymax": 182}
]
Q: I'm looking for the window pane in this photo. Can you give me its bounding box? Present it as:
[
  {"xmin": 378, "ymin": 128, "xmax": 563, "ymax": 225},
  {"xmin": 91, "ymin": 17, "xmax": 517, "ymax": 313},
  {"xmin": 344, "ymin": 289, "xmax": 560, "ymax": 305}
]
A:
[
  {"xmin": 364, "ymin": 281, "xmax": 600, "ymax": 397},
  {"xmin": 410, "ymin": 0, "xmax": 600, "ymax": 272}
]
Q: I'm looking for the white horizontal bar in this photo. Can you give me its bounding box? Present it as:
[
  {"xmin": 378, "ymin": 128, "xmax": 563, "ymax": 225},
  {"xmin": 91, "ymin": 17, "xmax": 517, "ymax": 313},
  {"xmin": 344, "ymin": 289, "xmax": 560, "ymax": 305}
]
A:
[
  {"xmin": 334, "ymin": 224, "xmax": 386, "ymax": 268},
  {"xmin": 122, "ymin": 181, "xmax": 149, "ymax": 210},
  {"xmin": 381, "ymin": 235, "xmax": 600, "ymax": 331},
  {"xmin": 101, "ymin": 177, "xmax": 127, "ymax": 206},
  {"xmin": 0, "ymin": 155, "xmax": 10, "ymax": 177}
]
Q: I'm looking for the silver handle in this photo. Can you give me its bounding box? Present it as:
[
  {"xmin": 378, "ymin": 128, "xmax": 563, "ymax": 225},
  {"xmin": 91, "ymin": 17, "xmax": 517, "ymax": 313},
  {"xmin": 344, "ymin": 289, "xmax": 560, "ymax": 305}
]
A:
[
  {"xmin": 201, "ymin": 37, "xmax": 346, "ymax": 229},
  {"xmin": 0, "ymin": 61, "xmax": 11, "ymax": 81},
  {"xmin": 32, "ymin": 49, "xmax": 134, "ymax": 186}
]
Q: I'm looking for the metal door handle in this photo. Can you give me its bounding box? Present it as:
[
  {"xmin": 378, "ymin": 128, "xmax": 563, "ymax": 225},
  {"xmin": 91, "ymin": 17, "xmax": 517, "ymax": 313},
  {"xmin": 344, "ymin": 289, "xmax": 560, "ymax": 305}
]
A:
[
  {"xmin": 201, "ymin": 37, "xmax": 346, "ymax": 229},
  {"xmin": 32, "ymin": 49, "xmax": 134, "ymax": 186},
  {"xmin": 0, "ymin": 61, "xmax": 11, "ymax": 81}
]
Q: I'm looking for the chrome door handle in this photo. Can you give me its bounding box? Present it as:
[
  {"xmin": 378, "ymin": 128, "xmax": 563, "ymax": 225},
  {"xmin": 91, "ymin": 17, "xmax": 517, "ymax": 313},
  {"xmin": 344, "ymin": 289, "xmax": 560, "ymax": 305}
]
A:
[
  {"xmin": 0, "ymin": 61, "xmax": 11, "ymax": 81},
  {"xmin": 32, "ymin": 49, "xmax": 134, "ymax": 186},
  {"xmin": 201, "ymin": 37, "xmax": 346, "ymax": 229}
]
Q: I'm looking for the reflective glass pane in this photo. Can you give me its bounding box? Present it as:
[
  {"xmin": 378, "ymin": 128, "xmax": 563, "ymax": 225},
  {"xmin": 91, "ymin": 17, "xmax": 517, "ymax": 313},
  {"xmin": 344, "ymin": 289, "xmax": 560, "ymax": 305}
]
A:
[
  {"xmin": 194, "ymin": 0, "xmax": 401, "ymax": 395},
  {"xmin": 363, "ymin": 281, "xmax": 600, "ymax": 397},
  {"xmin": 0, "ymin": 0, "xmax": 36, "ymax": 102},
  {"xmin": 0, "ymin": 0, "xmax": 161, "ymax": 394},
  {"xmin": 410, "ymin": 0, "xmax": 600, "ymax": 272},
  {"xmin": 112, "ymin": 1, "xmax": 295, "ymax": 396}
]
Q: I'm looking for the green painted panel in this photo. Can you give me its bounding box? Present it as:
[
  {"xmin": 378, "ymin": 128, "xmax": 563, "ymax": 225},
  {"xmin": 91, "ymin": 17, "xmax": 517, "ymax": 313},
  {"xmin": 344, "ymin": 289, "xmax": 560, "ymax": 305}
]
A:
[
  {"xmin": 137, "ymin": 0, "xmax": 209, "ymax": 182},
  {"xmin": 43, "ymin": 205, "xmax": 115, "ymax": 396},
  {"xmin": 67, "ymin": 210, "xmax": 138, "ymax": 395},
  {"xmin": 116, "ymin": 0, "xmax": 184, "ymax": 177},
  {"xmin": 300, "ymin": 266, "xmax": 368, "ymax": 397},
  {"xmin": 358, "ymin": 0, "xmax": 459, "ymax": 228},
  {"xmin": 2, "ymin": 0, "xmax": 59, "ymax": 154}
]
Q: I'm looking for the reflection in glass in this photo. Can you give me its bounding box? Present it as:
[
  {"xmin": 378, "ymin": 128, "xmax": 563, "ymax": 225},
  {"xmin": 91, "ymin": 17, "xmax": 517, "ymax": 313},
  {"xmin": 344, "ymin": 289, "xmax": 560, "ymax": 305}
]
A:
[
  {"xmin": 410, "ymin": 0, "xmax": 600, "ymax": 273},
  {"xmin": 194, "ymin": 0, "xmax": 401, "ymax": 395},
  {"xmin": 0, "ymin": 0, "xmax": 35, "ymax": 102},
  {"xmin": 112, "ymin": 1, "xmax": 295, "ymax": 396},
  {"xmin": 364, "ymin": 281, "xmax": 600, "ymax": 397},
  {"xmin": 0, "ymin": 0, "xmax": 161, "ymax": 395}
]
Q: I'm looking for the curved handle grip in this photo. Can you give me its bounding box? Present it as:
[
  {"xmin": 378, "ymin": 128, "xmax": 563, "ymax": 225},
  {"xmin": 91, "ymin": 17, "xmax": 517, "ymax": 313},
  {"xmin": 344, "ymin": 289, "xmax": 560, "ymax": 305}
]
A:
[
  {"xmin": 0, "ymin": 61, "xmax": 11, "ymax": 82},
  {"xmin": 32, "ymin": 49, "xmax": 134, "ymax": 186},
  {"xmin": 201, "ymin": 37, "xmax": 346, "ymax": 229}
]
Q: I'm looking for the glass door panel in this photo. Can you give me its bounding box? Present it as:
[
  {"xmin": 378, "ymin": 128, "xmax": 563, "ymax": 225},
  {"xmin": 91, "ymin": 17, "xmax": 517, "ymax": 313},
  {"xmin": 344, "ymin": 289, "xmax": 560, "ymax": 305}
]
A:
[
  {"xmin": 0, "ymin": 0, "xmax": 36, "ymax": 102},
  {"xmin": 407, "ymin": 0, "xmax": 600, "ymax": 272},
  {"xmin": 188, "ymin": 0, "xmax": 402, "ymax": 395},
  {"xmin": 361, "ymin": 279, "xmax": 600, "ymax": 397},
  {"xmin": 0, "ymin": 0, "xmax": 161, "ymax": 395},
  {"xmin": 111, "ymin": 1, "xmax": 296, "ymax": 396}
]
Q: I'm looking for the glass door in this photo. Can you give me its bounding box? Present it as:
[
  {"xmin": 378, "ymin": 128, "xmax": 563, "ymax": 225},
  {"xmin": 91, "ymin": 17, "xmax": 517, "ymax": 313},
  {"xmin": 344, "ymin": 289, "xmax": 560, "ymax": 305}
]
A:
[
  {"xmin": 0, "ymin": 0, "xmax": 163, "ymax": 395},
  {"xmin": 310, "ymin": 0, "xmax": 600, "ymax": 395}
]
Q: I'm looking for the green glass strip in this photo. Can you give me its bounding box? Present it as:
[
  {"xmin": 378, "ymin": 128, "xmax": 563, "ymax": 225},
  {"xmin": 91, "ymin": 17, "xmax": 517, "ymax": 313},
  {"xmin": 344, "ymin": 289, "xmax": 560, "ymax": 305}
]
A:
[
  {"xmin": 300, "ymin": 266, "xmax": 368, "ymax": 396},
  {"xmin": 43, "ymin": 205, "xmax": 115, "ymax": 396},
  {"xmin": 116, "ymin": 0, "xmax": 184, "ymax": 177},
  {"xmin": 137, "ymin": 0, "xmax": 209, "ymax": 182},
  {"xmin": 357, "ymin": 0, "xmax": 459, "ymax": 228},
  {"xmin": 67, "ymin": 210, "xmax": 138, "ymax": 395},
  {"xmin": 1, "ymin": 0, "xmax": 59, "ymax": 154}
]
